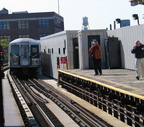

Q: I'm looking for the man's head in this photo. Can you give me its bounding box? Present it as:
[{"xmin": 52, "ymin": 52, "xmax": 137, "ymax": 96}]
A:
[
  {"xmin": 136, "ymin": 40, "xmax": 141, "ymax": 47},
  {"xmin": 92, "ymin": 40, "xmax": 98, "ymax": 45},
  {"xmin": 93, "ymin": 40, "xmax": 98, "ymax": 44}
]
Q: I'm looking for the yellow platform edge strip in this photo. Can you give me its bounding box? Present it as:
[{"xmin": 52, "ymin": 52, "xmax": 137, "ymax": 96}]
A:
[{"xmin": 58, "ymin": 70, "xmax": 144, "ymax": 100}]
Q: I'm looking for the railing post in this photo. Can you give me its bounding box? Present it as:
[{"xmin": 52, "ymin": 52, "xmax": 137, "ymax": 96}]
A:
[{"xmin": 0, "ymin": 67, "xmax": 4, "ymax": 127}]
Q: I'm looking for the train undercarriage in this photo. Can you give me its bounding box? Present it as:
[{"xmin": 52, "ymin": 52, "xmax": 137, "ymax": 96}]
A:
[{"xmin": 10, "ymin": 68, "xmax": 39, "ymax": 77}]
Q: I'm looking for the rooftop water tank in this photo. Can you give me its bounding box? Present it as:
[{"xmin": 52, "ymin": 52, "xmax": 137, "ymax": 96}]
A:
[
  {"xmin": 82, "ymin": 17, "xmax": 89, "ymax": 30},
  {"xmin": 83, "ymin": 17, "xmax": 88, "ymax": 26}
]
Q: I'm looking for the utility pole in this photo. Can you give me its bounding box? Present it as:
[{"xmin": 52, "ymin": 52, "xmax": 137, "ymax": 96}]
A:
[
  {"xmin": 58, "ymin": 0, "xmax": 60, "ymax": 14},
  {"xmin": 0, "ymin": 46, "xmax": 4, "ymax": 127}
]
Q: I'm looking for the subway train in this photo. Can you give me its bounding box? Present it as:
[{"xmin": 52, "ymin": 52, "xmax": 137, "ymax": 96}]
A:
[{"xmin": 8, "ymin": 38, "xmax": 41, "ymax": 77}]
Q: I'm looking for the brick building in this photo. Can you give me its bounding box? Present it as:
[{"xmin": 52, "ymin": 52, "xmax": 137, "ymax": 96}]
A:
[{"xmin": 0, "ymin": 8, "xmax": 64, "ymax": 43}]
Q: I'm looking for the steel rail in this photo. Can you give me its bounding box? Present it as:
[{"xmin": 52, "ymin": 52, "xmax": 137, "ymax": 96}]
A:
[
  {"xmin": 7, "ymin": 71, "xmax": 40, "ymax": 127},
  {"xmin": 32, "ymin": 78, "xmax": 112, "ymax": 127},
  {"xmin": 30, "ymin": 79, "xmax": 92, "ymax": 127},
  {"xmin": 18, "ymin": 79, "xmax": 63, "ymax": 127}
]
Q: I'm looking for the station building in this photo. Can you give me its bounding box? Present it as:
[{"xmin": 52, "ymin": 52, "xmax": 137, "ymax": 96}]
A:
[
  {"xmin": 40, "ymin": 29, "xmax": 112, "ymax": 78},
  {"xmin": 0, "ymin": 8, "xmax": 64, "ymax": 43},
  {"xmin": 41, "ymin": 24, "xmax": 144, "ymax": 79}
]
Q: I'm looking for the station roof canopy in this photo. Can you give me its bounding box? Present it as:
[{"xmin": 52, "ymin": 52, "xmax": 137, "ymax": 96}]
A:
[{"xmin": 129, "ymin": 0, "xmax": 144, "ymax": 6}]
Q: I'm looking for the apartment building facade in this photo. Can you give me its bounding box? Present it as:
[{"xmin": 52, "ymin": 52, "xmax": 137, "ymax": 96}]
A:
[{"xmin": 0, "ymin": 8, "xmax": 64, "ymax": 43}]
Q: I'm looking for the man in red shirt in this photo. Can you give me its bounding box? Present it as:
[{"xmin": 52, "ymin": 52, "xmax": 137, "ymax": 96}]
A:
[{"xmin": 89, "ymin": 40, "xmax": 102, "ymax": 75}]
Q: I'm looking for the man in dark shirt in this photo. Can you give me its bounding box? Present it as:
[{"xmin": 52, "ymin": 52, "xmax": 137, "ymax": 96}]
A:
[{"xmin": 131, "ymin": 40, "xmax": 144, "ymax": 80}]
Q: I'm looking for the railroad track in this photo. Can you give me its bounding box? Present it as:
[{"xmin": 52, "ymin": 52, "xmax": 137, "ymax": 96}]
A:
[
  {"xmin": 7, "ymin": 71, "xmax": 112, "ymax": 127},
  {"xmin": 7, "ymin": 72, "xmax": 64, "ymax": 127},
  {"xmin": 32, "ymin": 78, "xmax": 112, "ymax": 127}
]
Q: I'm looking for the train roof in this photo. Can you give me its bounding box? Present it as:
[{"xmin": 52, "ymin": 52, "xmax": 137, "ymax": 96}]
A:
[{"xmin": 9, "ymin": 38, "xmax": 40, "ymax": 45}]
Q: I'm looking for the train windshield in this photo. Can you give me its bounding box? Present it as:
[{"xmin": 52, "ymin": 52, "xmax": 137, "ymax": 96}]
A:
[
  {"xmin": 31, "ymin": 45, "xmax": 39, "ymax": 58},
  {"xmin": 11, "ymin": 45, "xmax": 19, "ymax": 56}
]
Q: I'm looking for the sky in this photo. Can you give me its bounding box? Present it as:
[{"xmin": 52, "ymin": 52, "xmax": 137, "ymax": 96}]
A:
[{"xmin": 1, "ymin": 0, "xmax": 144, "ymax": 30}]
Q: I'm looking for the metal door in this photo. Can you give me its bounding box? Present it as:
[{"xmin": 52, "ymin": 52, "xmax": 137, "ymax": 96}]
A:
[
  {"xmin": 107, "ymin": 37, "xmax": 121, "ymax": 69},
  {"xmin": 73, "ymin": 38, "xmax": 79, "ymax": 69},
  {"xmin": 20, "ymin": 45, "xmax": 29, "ymax": 66}
]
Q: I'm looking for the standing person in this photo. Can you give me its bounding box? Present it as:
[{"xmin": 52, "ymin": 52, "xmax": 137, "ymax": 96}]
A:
[
  {"xmin": 89, "ymin": 40, "xmax": 102, "ymax": 75},
  {"xmin": 131, "ymin": 40, "xmax": 144, "ymax": 80}
]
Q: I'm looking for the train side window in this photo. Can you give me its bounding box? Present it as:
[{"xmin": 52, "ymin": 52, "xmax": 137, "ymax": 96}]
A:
[{"xmin": 58, "ymin": 48, "xmax": 60, "ymax": 54}]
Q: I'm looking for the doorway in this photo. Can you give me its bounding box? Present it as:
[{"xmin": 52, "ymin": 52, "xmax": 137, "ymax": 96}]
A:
[{"xmin": 73, "ymin": 38, "xmax": 79, "ymax": 69}]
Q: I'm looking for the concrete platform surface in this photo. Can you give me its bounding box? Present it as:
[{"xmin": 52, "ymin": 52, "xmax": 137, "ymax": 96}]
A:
[{"xmin": 3, "ymin": 72, "xmax": 24, "ymax": 127}]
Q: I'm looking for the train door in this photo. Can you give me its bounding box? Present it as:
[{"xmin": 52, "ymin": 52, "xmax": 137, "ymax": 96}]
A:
[
  {"xmin": 73, "ymin": 38, "xmax": 79, "ymax": 69},
  {"xmin": 20, "ymin": 45, "xmax": 29, "ymax": 66},
  {"xmin": 88, "ymin": 35, "xmax": 100, "ymax": 69}
]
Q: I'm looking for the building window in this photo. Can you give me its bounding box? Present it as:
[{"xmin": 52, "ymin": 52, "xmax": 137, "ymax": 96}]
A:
[
  {"xmin": 38, "ymin": 19, "xmax": 49, "ymax": 28},
  {"xmin": 55, "ymin": 19, "xmax": 62, "ymax": 28},
  {"xmin": 19, "ymin": 35, "xmax": 29, "ymax": 38},
  {"xmin": 0, "ymin": 21, "xmax": 10, "ymax": 30},
  {"xmin": 0, "ymin": 36, "xmax": 11, "ymax": 43},
  {"xmin": 18, "ymin": 20, "xmax": 29, "ymax": 29},
  {"xmin": 39, "ymin": 33, "xmax": 47, "ymax": 38}
]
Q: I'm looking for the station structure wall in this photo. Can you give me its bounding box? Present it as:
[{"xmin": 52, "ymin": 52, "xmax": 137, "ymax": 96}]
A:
[
  {"xmin": 40, "ymin": 30, "xmax": 78, "ymax": 78},
  {"xmin": 107, "ymin": 24, "xmax": 144, "ymax": 70},
  {"xmin": 40, "ymin": 29, "xmax": 108, "ymax": 78},
  {"xmin": 40, "ymin": 29, "xmax": 107, "ymax": 78},
  {"xmin": 41, "ymin": 25, "xmax": 144, "ymax": 79}
]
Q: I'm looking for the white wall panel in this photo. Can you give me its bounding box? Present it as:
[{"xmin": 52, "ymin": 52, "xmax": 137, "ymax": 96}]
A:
[
  {"xmin": 40, "ymin": 30, "xmax": 78, "ymax": 78},
  {"xmin": 107, "ymin": 25, "xmax": 144, "ymax": 70}
]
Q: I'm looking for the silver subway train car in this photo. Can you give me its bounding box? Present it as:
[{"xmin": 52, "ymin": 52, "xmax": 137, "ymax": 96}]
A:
[{"xmin": 8, "ymin": 38, "xmax": 41, "ymax": 76}]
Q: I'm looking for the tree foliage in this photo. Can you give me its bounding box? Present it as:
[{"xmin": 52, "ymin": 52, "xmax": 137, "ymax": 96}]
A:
[{"xmin": 0, "ymin": 39, "xmax": 9, "ymax": 62}]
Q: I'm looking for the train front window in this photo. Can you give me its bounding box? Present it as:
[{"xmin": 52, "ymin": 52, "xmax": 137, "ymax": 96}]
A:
[
  {"xmin": 11, "ymin": 45, "xmax": 19, "ymax": 56},
  {"xmin": 31, "ymin": 45, "xmax": 39, "ymax": 58}
]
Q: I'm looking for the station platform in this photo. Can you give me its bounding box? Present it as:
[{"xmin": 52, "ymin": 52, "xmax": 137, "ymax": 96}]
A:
[
  {"xmin": 3, "ymin": 72, "xmax": 24, "ymax": 127},
  {"xmin": 56, "ymin": 69, "xmax": 144, "ymax": 126},
  {"xmin": 59, "ymin": 69, "xmax": 144, "ymax": 98}
]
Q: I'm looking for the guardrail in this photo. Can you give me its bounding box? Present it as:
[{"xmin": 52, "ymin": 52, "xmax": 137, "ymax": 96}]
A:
[{"xmin": 58, "ymin": 70, "xmax": 144, "ymax": 127}]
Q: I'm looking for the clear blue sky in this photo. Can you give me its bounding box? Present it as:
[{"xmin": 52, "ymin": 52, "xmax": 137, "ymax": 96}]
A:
[{"xmin": 1, "ymin": 0, "xmax": 144, "ymax": 30}]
